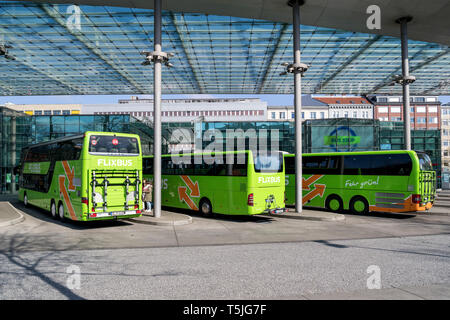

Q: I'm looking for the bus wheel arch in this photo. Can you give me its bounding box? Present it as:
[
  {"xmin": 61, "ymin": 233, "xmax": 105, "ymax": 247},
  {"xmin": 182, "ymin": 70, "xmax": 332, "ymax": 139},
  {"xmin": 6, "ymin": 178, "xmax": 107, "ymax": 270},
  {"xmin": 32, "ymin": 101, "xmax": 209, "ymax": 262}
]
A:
[
  {"xmin": 325, "ymin": 194, "xmax": 343, "ymax": 212},
  {"xmin": 199, "ymin": 197, "xmax": 213, "ymax": 217},
  {"xmin": 349, "ymin": 196, "xmax": 369, "ymax": 215}
]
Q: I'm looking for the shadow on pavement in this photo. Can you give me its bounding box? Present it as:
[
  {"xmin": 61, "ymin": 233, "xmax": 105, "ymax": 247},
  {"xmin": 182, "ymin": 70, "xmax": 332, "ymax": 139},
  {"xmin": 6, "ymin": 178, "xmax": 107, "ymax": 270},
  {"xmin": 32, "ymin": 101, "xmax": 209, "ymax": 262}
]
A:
[
  {"xmin": 0, "ymin": 232, "xmax": 86, "ymax": 300},
  {"xmin": 9, "ymin": 200, "xmax": 134, "ymax": 230},
  {"xmin": 162, "ymin": 206, "xmax": 275, "ymax": 223}
]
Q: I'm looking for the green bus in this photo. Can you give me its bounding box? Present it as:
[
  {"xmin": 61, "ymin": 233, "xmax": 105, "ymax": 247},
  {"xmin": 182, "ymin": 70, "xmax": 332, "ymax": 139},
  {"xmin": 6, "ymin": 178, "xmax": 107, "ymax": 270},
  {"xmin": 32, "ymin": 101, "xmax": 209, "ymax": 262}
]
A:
[
  {"xmin": 18, "ymin": 131, "xmax": 143, "ymax": 221},
  {"xmin": 284, "ymin": 151, "xmax": 436, "ymax": 214},
  {"xmin": 143, "ymin": 150, "xmax": 286, "ymax": 216}
]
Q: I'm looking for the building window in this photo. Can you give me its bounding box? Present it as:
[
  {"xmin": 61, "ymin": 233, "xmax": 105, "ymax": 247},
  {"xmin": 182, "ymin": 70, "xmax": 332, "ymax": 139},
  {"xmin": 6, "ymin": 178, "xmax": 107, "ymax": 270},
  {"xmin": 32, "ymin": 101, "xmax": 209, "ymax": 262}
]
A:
[
  {"xmin": 52, "ymin": 110, "xmax": 61, "ymax": 115},
  {"xmin": 34, "ymin": 111, "xmax": 42, "ymax": 115},
  {"xmin": 344, "ymin": 111, "xmax": 349, "ymax": 118},
  {"xmin": 62, "ymin": 110, "xmax": 70, "ymax": 115},
  {"xmin": 416, "ymin": 106, "xmax": 426, "ymax": 113},
  {"xmin": 391, "ymin": 107, "xmax": 401, "ymax": 113},
  {"xmin": 411, "ymin": 117, "xmax": 415, "ymax": 123},
  {"xmin": 378, "ymin": 97, "xmax": 387, "ymax": 102},
  {"xmin": 416, "ymin": 97, "xmax": 425, "ymax": 102},
  {"xmin": 302, "ymin": 112, "xmax": 305, "ymax": 119},
  {"xmin": 291, "ymin": 112, "xmax": 295, "ymax": 119},
  {"xmin": 429, "ymin": 117, "xmax": 437, "ymax": 124},
  {"xmin": 320, "ymin": 112, "xmax": 325, "ymax": 119},
  {"xmin": 353, "ymin": 111, "xmax": 357, "ymax": 118},
  {"xmin": 271, "ymin": 112, "xmax": 276, "ymax": 119},
  {"xmin": 428, "ymin": 106, "xmax": 438, "ymax": 113},
  {"xmin": 280, "ymin": 112, "xmax": 286, "ymax": 119},
  {"xmin": 378, "ymin": 107, "xmax": 388, "ymax": 113},
  {"xmin": 417, "ymin": 117, "xmax": 426, "ymax": 124},
  {"xmin": 310, "ymin": 112, "xmax": 316, "ymax": 119},
  {"xmin": 410, "ymin": 107, "xmax": 414, "ymax": 113}
]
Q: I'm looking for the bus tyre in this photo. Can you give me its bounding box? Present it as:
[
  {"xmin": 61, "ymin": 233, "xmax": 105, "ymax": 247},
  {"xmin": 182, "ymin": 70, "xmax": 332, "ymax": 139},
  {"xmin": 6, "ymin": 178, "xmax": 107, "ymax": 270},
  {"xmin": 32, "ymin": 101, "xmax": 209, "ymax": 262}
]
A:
[
  {"xmin": 325, "ymin": 195, "xmax": 343, "ymax": 213},
  {"xmin": 199, "ymin": 198, "xmax": 213, "ymax": 217},
  {"xmin": 50, "ymin": 201, "xmax": 57, "ymax": 219},
  {"xmin": 350, "ymin": 196, "xmax": 369, "ymax": 215},
  {"xmin": 23, "ymin": 193, "xmax": 28, "ymax": 207},
  {"xmin": 58, "ymin": 202, "xmax": 66, "ymax": 221}
]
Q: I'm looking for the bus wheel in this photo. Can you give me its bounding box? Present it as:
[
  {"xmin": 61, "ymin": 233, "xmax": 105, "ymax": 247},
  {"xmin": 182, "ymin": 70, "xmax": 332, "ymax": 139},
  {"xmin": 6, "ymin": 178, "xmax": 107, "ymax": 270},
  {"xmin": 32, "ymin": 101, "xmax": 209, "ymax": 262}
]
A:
[
  {"xmin": 58, "ymin": 202, "xmax": 66, "ymax": 221},
  {"xmin": 50, "ymin": 201, "xmax": 57, "ymax": 219},
  {"xmin": 350, "ymin": 196, "xmax": 369, "ymax": 215},
  {"xmin": 199, "ymin": 198, "xmax": 213, "ymax": 217},
  {"xmin": 325, "ymin": 195, "xmax": 343, "ymax": 213},
  {"xmin": 23, "ymin": 193, "xmax": 28, "ymax": 207}
]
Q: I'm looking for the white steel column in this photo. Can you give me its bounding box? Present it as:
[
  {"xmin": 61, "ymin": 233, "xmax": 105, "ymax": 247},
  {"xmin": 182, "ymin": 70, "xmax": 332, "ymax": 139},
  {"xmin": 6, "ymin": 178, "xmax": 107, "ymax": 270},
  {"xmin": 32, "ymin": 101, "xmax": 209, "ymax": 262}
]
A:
[
  {"xmin": 396, "ymin": 16, "xmax": 415, "ymax": 150},
  {"xmin": 153, "ymin": 0, "xmax": 162, "ymax": 218},
  {"xmin": 289, "ymin": 0, "xmax": 307, "ymax": 213}
]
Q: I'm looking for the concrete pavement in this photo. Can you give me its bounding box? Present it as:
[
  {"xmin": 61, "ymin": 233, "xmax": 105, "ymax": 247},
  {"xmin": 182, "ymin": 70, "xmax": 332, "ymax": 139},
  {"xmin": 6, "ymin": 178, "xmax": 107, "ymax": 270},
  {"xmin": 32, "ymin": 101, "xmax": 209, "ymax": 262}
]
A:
[
  {"xmin": 0, "ymin": 202, "xmax": 24, "ymax": 227},
  {"xmin": 0, "ymin": 234, "xmax": 448, "ymax": 299}
]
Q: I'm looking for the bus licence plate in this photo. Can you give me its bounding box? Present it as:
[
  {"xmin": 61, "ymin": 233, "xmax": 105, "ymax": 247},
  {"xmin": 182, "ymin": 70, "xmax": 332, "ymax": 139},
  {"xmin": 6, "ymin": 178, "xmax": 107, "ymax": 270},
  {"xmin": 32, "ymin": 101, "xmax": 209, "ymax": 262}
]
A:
[{"xmin": 110, "ymin": 211, "xmax": 135, "ymax": 216}]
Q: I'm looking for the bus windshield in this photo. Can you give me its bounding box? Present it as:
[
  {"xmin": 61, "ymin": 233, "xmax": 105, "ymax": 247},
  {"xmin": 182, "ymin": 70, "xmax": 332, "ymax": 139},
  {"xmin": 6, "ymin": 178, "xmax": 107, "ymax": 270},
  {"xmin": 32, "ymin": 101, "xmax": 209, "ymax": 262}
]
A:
[
  {"xmin": 89, "ymin": 135, "xmax": 140, "ymax": 156},
  {"xmin": 254, "ymin": 152, "xmax": 283, "ymax": 173},
  {"xmin": 417, "ymin": 152, "xmax": 433, "ymax": 171}
]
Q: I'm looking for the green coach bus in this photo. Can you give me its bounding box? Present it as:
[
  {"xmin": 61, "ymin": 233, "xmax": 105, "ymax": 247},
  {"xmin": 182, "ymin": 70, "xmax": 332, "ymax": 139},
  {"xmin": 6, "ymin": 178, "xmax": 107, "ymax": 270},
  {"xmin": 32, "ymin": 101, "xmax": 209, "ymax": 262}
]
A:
[
  {"xmin": 18, "ymin": 131, "xmax": 143, "ymax": 221},
  {"xmin": 143, "ymin": 150, "xmax": 286, "ymax": 216},
  {"xmin": 284, "ymin": 150, "xmax": 436, "ymax": 214}
]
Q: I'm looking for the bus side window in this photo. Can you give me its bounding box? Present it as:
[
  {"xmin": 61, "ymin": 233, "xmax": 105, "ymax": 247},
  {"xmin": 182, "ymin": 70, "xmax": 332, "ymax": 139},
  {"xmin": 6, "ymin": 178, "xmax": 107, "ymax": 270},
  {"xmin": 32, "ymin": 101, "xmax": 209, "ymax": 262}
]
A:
[
  {"xmin": 343, "ymin": 156, "xmax": 362, "ymax": 175},
  {"xmin": 143, "ymin": 158, "xmax": 153, "ymax": 175},
  {"xmin": 231, "ymin": 154, "xmax": 247, "ymax": 176}
]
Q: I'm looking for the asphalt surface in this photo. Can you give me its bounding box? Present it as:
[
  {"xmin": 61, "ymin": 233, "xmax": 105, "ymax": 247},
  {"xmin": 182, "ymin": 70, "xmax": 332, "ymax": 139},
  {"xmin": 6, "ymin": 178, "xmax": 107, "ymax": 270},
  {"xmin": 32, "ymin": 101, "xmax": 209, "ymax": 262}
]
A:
[
  {"xmin": 0, "ymin": 191, "xmax": 449, "ymax": 299},
  {"xmin": 0, "ymin": 234, "xmax": 448, "ymax": 299}
]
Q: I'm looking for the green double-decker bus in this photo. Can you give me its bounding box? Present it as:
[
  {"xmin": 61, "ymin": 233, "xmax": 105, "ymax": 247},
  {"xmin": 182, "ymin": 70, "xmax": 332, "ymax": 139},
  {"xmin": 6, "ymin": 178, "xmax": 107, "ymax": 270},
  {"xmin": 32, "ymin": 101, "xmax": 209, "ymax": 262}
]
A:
[
  {"xmin": 285, "ymin": 150, "xmax": 436, "ymax": 214},
  {"xmin": 143, "ymin": 150, "xmax": 286, "ymax": 216},
  {"xmin": 18, "ymin": 131, "xmax": 143, "ymax": 221}
]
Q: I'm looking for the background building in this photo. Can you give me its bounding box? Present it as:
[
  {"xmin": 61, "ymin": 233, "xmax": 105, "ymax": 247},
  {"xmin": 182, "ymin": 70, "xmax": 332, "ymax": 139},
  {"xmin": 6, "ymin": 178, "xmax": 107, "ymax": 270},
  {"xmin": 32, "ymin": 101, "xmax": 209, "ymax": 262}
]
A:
[
  {"xmin": 371, "ymin": 95, "xmax": 441, "ymax": 130},
  {"xmin": 442, "ymin": 102, "xmax": 450, "ymax": 169},
  {"xmin": 267, "ymin": 95, "xmax": 328, "ymax": 121},
  {"xmin": 314, "ymin": 96, "xmax": 373, "ymax": 119},
  {"xmin": 82, "ymin": 98, "xmax": 267, "ymax": 122},
  {"xmin": 3, "ymin": 103, "xmax": 82, "ymax": 116}
]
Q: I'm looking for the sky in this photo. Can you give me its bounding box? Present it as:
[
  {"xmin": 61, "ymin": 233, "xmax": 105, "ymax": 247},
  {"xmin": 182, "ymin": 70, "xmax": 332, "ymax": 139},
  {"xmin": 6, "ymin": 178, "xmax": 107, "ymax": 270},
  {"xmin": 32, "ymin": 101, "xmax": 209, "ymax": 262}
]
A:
[{"xmin": 0, "ymin": 94, "xmax": 449, "ymax": 106}]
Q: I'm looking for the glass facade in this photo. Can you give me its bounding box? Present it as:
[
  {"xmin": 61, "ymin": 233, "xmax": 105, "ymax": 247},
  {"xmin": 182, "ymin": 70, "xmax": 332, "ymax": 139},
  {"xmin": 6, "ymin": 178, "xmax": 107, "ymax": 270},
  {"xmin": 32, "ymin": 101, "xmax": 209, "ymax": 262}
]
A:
[
  {"xmin": 0, "ymin": 109, "xmax": 152, "ymax": 194},
  {"xmin": 0, "ymin": 111, "xmax": 442, "ymax": 193}
]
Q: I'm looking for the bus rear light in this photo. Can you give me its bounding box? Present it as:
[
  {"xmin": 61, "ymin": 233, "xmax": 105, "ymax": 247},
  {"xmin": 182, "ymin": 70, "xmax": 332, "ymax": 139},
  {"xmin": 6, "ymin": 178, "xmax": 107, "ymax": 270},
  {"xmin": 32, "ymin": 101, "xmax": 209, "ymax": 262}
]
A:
[
  {"xmin": 91, "ymin": 207, "xmax": 95, "ymax": 212},
  {"xmin": 412, "ymin": 194, "xmax": 421, "ymax": 204},
  {"xmin": 248, "ymin": 193, "xmax": 254, "ymax": 206},
  {"xmin": 134, "ymin": 204, "xmax": 139, "ymax": 209},
  {"xmin": 136, "ymin": 210, "xmax": 141, "ymax": 214},
  {"xmin": 82, "ymin": 197, "xmax": 88, "ymax": 205},
  {"xmin": 90, "ymin": 213, "xmax": 97, "ymax": 218}
]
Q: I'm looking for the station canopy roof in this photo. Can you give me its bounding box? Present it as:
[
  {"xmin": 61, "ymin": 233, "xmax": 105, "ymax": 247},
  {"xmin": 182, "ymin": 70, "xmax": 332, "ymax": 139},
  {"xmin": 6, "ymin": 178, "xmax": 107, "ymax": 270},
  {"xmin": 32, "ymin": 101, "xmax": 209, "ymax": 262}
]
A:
[{"xmin": 0, "ymin": 0, "xmax": 449, "ymax": 96}]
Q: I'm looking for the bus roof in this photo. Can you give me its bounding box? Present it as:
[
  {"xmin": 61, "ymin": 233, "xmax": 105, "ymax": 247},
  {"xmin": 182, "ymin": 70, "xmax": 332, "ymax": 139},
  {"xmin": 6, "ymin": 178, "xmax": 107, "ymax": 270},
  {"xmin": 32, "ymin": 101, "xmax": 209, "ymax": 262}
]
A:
[
  {"xmin": 283, "ymin": 150, "xmax": 417, "ymax": 157},
  {"xmin": 143, "ymin": 150, "xmax": 284, "ymax": 158},
  {"xmin": 21, "ymin": 131, "xmax": 140, "ymax": 151}
]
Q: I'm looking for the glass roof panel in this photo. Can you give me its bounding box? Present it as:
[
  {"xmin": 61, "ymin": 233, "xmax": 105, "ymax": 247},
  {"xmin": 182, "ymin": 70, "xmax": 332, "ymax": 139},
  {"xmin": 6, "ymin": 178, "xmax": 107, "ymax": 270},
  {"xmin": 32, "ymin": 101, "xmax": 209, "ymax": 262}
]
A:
[{"xmin": 0, "ymin": 1, "xmax": 448, "ymax": 96}]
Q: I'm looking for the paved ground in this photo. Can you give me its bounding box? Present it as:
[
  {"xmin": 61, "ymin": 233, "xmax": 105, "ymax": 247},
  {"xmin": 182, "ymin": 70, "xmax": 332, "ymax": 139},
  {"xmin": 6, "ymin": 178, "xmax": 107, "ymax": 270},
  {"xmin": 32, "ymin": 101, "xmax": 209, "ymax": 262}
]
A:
[
  {"xmin": 0, "ymin": 234, "xmax": 448, "ymax": 299},
  {"xmin": 0, "ymin": 191, "xmax": 449, "ymax": 299}
]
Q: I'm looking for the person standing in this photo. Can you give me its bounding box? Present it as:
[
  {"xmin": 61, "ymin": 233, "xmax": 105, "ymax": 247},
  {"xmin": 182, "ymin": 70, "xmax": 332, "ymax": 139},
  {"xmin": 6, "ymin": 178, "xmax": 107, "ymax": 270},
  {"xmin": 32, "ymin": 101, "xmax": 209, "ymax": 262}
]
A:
[{"xmin": 142, "ymin": 179, "xmax": 153, "ymax": 212}]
